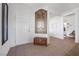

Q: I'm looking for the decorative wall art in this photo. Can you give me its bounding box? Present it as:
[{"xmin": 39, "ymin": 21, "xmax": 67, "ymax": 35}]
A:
[{"xmin": 35, "ymin": 9, "xmax": 47, "ymax": 34}]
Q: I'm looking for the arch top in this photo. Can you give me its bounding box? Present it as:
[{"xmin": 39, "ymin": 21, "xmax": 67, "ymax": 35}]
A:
[{"xmin": 35, "ymin": 9, "xmax": 47, "ymax": 13}]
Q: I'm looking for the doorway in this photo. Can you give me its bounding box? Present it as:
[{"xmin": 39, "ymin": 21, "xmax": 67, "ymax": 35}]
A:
[{"xmin": 63, "ymin": 13, "xmax": 75, "ymax": 42}]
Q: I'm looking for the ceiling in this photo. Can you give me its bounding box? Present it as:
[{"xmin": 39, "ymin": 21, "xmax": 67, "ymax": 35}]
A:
[{"xmin": 9, "ymin": 3, "xmax": 79, "ymax": 17}]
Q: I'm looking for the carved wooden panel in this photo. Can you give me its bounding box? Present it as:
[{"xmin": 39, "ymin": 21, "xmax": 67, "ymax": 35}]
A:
[
  {"xmin": 34, "ymin": 37, "xmax": 47, "ymax": 46},
  {"xmin": 35, "ymin": 9, "xmax": 47, "ymax": 34}
]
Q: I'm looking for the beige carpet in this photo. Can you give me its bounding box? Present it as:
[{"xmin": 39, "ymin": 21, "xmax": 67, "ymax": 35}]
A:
[{"xmin": 7, "ymin": 37, "xmax": 79, "ymax": 56}]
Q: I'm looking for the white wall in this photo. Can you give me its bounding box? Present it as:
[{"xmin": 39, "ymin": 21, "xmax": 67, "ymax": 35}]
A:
[
  {"xmin": 15, "ymin": 4, "xmax": 34, "ymax": 45},
  {"xmin": 8, "ymin": 4, "xmax": 16, "ymax": 47},
  {"xmin": 49, "ymin": 16, "xmax": 64, "ymax": 39},
  {"xmin": 75, "ymin": 8, "xmax": 79, "ymax": 43},
  {"xmin": 0, "ymin": 4, "xmax": 16, "ymax": 55}
]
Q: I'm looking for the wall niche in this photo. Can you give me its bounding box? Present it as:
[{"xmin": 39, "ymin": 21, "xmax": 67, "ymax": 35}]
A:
[{"xmin": 35, "ymin": 9, "xmax": 47, "ymax": 34}]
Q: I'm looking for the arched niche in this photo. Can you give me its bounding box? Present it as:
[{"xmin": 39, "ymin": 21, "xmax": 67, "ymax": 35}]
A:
[{"xmin": 35, "ymin": 9, "xmax": 47, "ymax": 34}]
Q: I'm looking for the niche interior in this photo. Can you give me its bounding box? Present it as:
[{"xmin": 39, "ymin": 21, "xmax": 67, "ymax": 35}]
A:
[{"xmin": 35, "ymin": 9, "xmax": 47, "ymax": 34}]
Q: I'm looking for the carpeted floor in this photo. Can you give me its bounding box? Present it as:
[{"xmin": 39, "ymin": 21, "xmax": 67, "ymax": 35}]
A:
[{"xmin": 7, "ymin": 37, "xmax": 79, "ymax": 56}]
